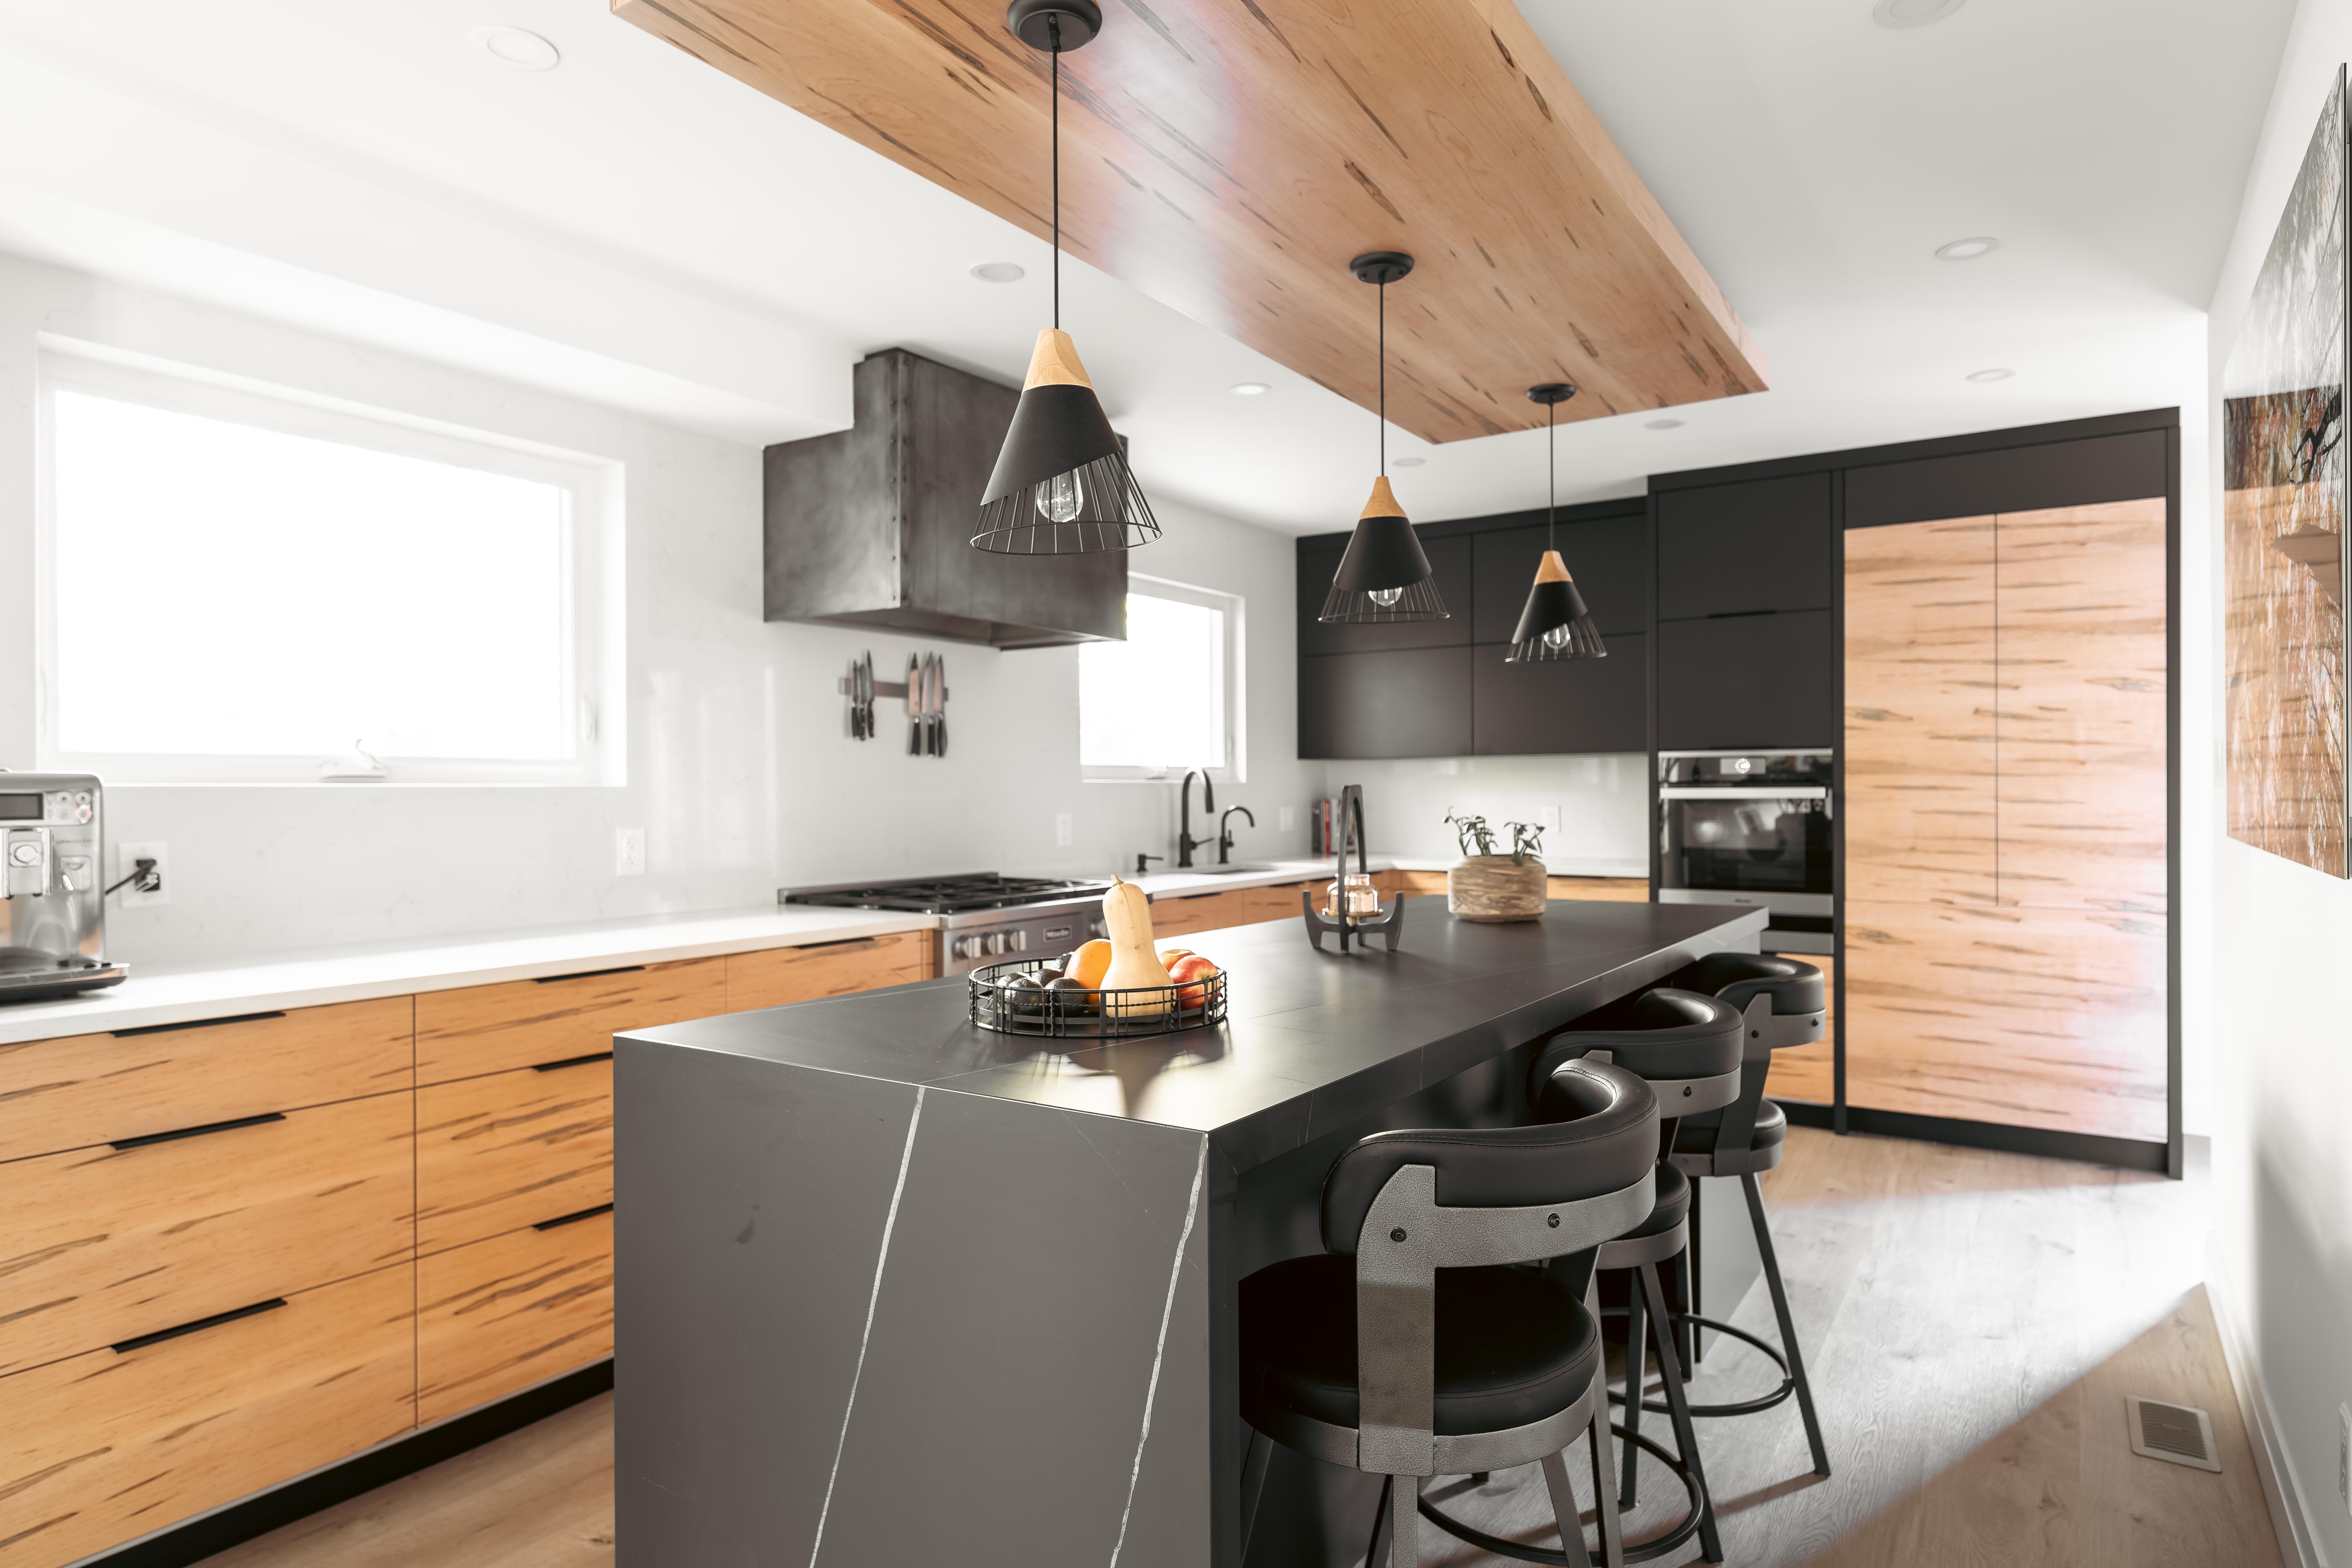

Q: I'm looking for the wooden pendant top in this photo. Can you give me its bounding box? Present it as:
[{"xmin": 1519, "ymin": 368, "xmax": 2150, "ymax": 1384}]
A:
[
  {"xmin": 1360, "ymin": 475, "xmax": 1407, "ymax": 520},
  {"xmin": 1023, "ymin": 328, "xmax": 1095, "ymax": 391},
  {"xmin": 1534, "ymin": 549, "xmax": 1573, "ymax": 584}
]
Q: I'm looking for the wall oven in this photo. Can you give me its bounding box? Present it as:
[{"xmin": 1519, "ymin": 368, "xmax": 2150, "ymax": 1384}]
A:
[{"xmin": 1657, "ymin": 749, "xmax": 1834, "ymax": 954}]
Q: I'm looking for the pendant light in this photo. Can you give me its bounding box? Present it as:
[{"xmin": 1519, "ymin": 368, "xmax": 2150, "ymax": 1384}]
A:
[
  {"xmin": 1319, "ymin": 252, "xmax": 1448, "ymax": 624},
  {"xmin": 974, "ymin": 0, "xmax": 1159, "ymax": 555},
  {"xmin": 1505, "ymin": 383, "xmax": 1607, "ymax": 662}
]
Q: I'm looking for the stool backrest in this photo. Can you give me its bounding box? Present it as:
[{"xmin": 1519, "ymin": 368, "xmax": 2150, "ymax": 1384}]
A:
[
  {"xmin": 1528, "ymin": 987, "xmax": 1743, "ymax": 1118},
  {"xmin": 1661, "ymin": 953, "xmax": 1826, "ymax": 1161}
]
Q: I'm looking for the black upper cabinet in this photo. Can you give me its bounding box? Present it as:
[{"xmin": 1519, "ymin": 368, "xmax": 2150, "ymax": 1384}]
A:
[
  {"xmin": 1295, "ymin": 532, "xmax": 1473, "ymax": 656},
  {"xmin": 1655, "ymin": 473, "xmax": 1833, "ymax": 620},
  {"xmin": 1471, "ymin": 517, "xmax": 1647, "ymax": 643},
  {"xmin": 1656, "ymin": 612, "xmax": 1836, "ymax": 749},
  {"xmin": 1298, "ymin": 648, "xmax": 1473, "ymax": 759},
  {"xmin": 1472, "ymin": 633, "xmax": 1647, "ymax": 754}
]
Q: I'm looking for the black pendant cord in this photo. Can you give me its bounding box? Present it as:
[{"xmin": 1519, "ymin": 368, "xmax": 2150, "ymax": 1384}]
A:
[
  {"xmin": 1546, "ymin": 399, "xmax": 1557, "ymax": 552},
  {"xmin": 1050, "ymin": 22, "xmax": 1061, "ymax": 331},
  {"xmin": 1377, "ymin": 279, "xmax": 1387, "ymax": 477}
]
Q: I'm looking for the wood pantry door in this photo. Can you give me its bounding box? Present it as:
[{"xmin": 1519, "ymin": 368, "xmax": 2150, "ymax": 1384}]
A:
[{"xmin": 1843, "ymin": 500, "xmax": 2169, "ymax": 1143}]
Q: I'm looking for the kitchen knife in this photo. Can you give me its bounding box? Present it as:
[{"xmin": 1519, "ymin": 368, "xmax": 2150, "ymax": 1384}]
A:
[
  {"xmin": 935, "ymin": 655, "xmax": 946, "ymax": 757},
  {"xmin": 907, "ymin": 653, "xmax": 921, "ymax": 754}
]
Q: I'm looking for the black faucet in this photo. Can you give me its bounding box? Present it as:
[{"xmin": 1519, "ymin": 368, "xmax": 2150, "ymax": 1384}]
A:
[
  {"xmin": 1217, "ymin": 805, "xmax": 1255, "ymax": 865},
  {"xmin": 1176, "ymin": 770, "xmax": 1215, "ymax": 868}
]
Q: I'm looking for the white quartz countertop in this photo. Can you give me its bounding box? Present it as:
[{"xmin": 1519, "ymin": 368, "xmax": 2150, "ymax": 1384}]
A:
[
  {"xmin": 1129, "ymin": 856, "xmax": 1646, "ymax": 898},
  {"xmin": 0, "ymin": 905, "xmax": 933, "ymax": 1045},
  {"xmin": 1378, "ymin": 855, "xmax": 1649, "ymax": 879}
]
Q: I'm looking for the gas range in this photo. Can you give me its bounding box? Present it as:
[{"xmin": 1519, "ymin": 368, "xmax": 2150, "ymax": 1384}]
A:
[{"xmin": 779, "ymin": 873, "xmax": 1114, "ymax": 976}]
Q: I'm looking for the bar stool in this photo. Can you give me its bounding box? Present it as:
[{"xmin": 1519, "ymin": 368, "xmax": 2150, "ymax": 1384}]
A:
[
  {"xmin": 1650, "ymin": 952, "xmax": 1832, "ymax": 1480},
  {"xmin": 1239, "ymin": 1060, "xmax": 1660, "ymax": 1568}
]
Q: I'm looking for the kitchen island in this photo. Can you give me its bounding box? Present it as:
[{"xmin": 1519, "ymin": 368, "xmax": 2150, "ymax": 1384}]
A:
[{"xmin": 614, "ymin": 896, "xmax": 1767, "ymax": 1567}]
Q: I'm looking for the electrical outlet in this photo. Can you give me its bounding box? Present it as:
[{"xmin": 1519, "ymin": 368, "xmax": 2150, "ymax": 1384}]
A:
[
  {"xmin": 615, "ymin": 828, "xmax": 646, "ymax": 877},
  {"xmin": 1055, "ymin": 813, "xmax": 1074, "ymax": 848},
  {"xmin": 1279, "ymin": 805, "xmax": 1295, "ymax": 832},
  {"xmin": 117, "ymin": 841, "xmax": 169, "ymax": 908},
  {"xmin": 1538, "ymin": 804, "xmax": 1562, "ymax": 834}
]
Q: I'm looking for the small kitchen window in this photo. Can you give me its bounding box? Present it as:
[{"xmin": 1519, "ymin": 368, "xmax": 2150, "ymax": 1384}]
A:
[
  {"xmin": 1079, "ymin": 575, "xmax": 1245, "ymax": 782},
  {"xmin": 34, "ymin": 343, "xmax": 624, "ymax": 785}
]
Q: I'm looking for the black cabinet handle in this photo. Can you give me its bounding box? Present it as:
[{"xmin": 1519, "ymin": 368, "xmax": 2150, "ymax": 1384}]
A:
[
  {"xmin": 534, "ymin": 1202, "xmax": 615, "ymax": 1231},
  {"xmin": 531, "ymin": 966, "xmax": 645, "ymax": 985},
  {"xmin": 112, "ymin": 1010, "xmax": 286, "ymax": 1039},
  {"xmin": 531, "ymin": 1052, "xmax": 615, "ymax": 1073},
  {"xmin": 791, "ymin": 937, "xmax": 880, "ymax": 952},
  {"xmin": 113, "ymin": 1298, "xmax": 287, "ymax": 1354},
  {"xmin": 111, "ymin": 1111, "xmax": 286, "ymax": 1151}
]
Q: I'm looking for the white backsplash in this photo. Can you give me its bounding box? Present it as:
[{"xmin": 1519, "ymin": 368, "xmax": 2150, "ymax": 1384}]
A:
[{"xmin": 1327, "ymin": 754, "xmax": 1649, "ymax": 872}]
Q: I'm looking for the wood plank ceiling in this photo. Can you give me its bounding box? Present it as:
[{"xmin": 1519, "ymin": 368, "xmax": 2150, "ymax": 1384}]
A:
[{"xmin": 613, "ymin": 0, "xmax": 1770, "ymax": 443}]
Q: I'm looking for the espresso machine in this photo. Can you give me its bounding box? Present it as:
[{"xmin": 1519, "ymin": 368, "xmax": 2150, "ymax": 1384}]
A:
[{"xmin": 0, "ymin": 771, "xmax": 126, "ymax": 1002}]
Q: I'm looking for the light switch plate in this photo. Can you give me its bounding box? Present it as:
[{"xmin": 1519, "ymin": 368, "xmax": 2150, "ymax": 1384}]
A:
[
  {"xmin": 1279, "ymin": 806, "xmax": 1296, "ymax": 832},
  {"xmin": 117, "ymin": 841, "xmax": 169, "ymax": 908},
  {"xmin": 1055, "ymin": 813, "xmax": 1074, "ymax": 848},
  {"xmin": 1539, "ymin": 805, "xmax": 1563, "ymax": 833},
  {"xmin": 615, "ymin": 828, "xmax": 646, "ymax": 877}
]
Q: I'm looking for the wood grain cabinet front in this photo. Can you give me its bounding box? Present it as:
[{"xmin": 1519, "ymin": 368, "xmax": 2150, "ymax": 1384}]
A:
[
  {"xmin": 0, "ymin": 1093, "xmax": 415, "ymax": 1379},
  {"xmin": 724, "ymin": 931, "xmax": 934, "ymax": 1011},
  {"xmin": 414, "ymin": 957, "xmax": 725, "ymax": 1085},
  {"xmin": 0, "ymin": 997, "xmax": 413, "ymax": 1165},
  {"xmin": 0, "ymin": 1263, "xmax": 415, "ymax": 1568},
  {"xmin": 418, "ymin": 1057, "xmax": 612, "ymax": 1257},
  {"xmin": 417, "ymin": 1209, "xmax": 613, "ymax": 1426}
]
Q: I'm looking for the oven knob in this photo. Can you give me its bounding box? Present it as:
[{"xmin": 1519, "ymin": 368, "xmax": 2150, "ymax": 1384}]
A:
[
  {"xmin": 1013, "ymin": 930, "xmax": 1029, "ymax": 952},
  {"xmin": 991, "ymin": 932, "xmax": 1011, "ymax": 955},
  {"xmin": 952, "ymin": 935, "xmax": 975, "ymax": 960},
  {"xmin": 9, "ymin": 843, "xmax": 39, "ymax": 866}
]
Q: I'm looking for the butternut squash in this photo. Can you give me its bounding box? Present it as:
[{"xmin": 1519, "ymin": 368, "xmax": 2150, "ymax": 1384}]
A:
[{"xmin": 1099, "ymin": 876, "xmax": 1175, "ymax": 1018}]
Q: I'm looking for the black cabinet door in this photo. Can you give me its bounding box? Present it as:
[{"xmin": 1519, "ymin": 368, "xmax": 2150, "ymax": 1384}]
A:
[
  {"xmin": 1296, "ymin": 531, "xmax": 1473, "ymax": 656},
  {"xmin": 1656, "ymin": 612, "xmax": 1835, "ymax": 749},
  {"xmin": 1298, "ymin": 648, "xmax": 1474, "ymax": 759},
  {"xmin": 1472, "ymin": 633, "xmax": 1647, "ymax": 754},
  {"xmin": 1656, "ymin": 473, "xmax": 1834, "ymax": 619},
  {"xmin": 1471, "ymin": 517, "xmax": 1647, "ymax": 642}
]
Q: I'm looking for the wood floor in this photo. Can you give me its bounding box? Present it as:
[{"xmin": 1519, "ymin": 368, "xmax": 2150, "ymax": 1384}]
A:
[{"xmin": 204, "ymin": 1128, "xmax": 2275, "ymax": 1568}]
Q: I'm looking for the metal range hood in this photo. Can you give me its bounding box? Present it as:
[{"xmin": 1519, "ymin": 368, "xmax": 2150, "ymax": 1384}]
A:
[{"xmin": 763, "ymin": 349, "xmax": 1127, "ymax": 649}]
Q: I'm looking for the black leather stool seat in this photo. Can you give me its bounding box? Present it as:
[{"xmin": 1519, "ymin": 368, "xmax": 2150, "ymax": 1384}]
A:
[
  {"xmin": 1664, "ymin": 953, "xmax": 1823, "ymax": 1017},
  {"xmin": 1241, "ymin": 1255, "xmax": 1602, "ymax": 1437},
  {"xmin": 1674, "ymin": 1098, "xmax": 1789, "ymax": 1157},
  {"xmin": 1619, "ymin": 1160, "xmax": 1690, "ymax": 1241}
]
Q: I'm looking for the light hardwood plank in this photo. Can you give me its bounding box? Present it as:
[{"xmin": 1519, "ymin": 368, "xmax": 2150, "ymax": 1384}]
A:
[
  {"xmin": 418, "ymin": 1216, "xmax": 613, "ymax": 1427},
  {"xmin": 414, "ymin": 960, "xmax": 725, "ymax": 1086},
  {"xmin": 0, "ymin": 1092, "xmax": 414, "ymax": 1378},
  {"xmin": 0, "ymin": 998, "xmax": 413, "ymax": 1165},
  {"xmin": 1843, "ymin": 516, "xmax": 1999, "ymax": 909},
  {"xmin": 723, "ymin": 932, "xmax": 933, "ymax": 1012},
  {"xmin": 418, "ymin": 1063, "xmax": 611, "ymax": 1257}
]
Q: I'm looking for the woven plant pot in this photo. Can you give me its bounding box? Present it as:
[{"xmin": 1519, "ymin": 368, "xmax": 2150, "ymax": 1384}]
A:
[{"xmin": 1447, "ymin": 855, "xmax": 1547, "ymax": 922}]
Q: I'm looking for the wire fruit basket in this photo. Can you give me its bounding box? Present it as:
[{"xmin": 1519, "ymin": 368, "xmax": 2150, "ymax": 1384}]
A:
[{"xmin": 968, "ymin": 957, "xmax": 1227, "ymax": 1040}]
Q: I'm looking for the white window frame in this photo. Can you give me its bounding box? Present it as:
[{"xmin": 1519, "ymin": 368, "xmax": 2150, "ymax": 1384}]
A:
[
  {"xmin": 1080, "ymin": 573, "xmax": 1247, "ymax": 784},
  {"xmin": 33, "ymin": 337, "xmax": 626, "ymax": 787}
]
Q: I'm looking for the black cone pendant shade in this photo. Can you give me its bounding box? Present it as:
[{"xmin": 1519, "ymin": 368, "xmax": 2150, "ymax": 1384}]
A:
[
  {"xmin": 1506, "ymin": 383, "xmax": 1607, "ymax": 662},
  {"xmin": 1320, "ymin": 252, "xmax": 1448, "ymax": 624},
  {"xmin": 974, "ymin": 0, "xmax": 1158, "ymax": 555}
]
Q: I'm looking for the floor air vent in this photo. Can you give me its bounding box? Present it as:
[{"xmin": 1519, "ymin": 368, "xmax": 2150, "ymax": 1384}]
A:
[{"xmin": 2127, "ymin": 1397, "xmax": 2221, "ymax": 1472}]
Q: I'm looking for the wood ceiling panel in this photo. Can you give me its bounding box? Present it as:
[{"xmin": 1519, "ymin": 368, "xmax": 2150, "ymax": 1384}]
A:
[{"xmin": 614, "ymin": 0, "xmax": 1769, "ymax": 443}]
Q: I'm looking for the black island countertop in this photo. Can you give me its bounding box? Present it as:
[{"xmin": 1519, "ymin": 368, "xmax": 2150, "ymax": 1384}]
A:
[{"xmin": 615, "ymin": 896, "xmax": 1767, "ymax": 1568}]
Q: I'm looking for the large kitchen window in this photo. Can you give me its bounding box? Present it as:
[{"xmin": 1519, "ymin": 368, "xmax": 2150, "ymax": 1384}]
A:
[
  {"xmin": 1079, "ymin": 576, "xmax": 1244, "ymax": 781},
  {"xmin": 36, "ymin": 346, "xmax": 623, "ymax": 785}
]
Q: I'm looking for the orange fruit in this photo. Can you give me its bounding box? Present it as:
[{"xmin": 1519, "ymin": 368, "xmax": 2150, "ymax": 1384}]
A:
[{"xmin": 1069, "ymin": 939, "xmax": 1113, "ymax": 989}]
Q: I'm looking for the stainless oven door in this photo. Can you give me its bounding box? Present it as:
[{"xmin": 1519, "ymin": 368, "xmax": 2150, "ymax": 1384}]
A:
[{"xmin": 1658, "ymin": 785, "xmax": 1832, "ymax": 913}]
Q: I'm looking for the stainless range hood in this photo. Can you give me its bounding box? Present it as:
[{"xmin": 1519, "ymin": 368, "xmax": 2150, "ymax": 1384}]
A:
[{"xmin": 763, "ymin": 349, "xmax": 1128, "ymax": 650}]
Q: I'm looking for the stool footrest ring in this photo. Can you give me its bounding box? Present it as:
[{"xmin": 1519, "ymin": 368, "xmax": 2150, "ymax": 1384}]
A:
[
  {"xmin": 1417, "ymin": 1424, "xmax": 1708, "ymax": 1565},
  {"xmin": 1605, "ymin": 1311, "xmax": 1795, "ymax": 1419}
]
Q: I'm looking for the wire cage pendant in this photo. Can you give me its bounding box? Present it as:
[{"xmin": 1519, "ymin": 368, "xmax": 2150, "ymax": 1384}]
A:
[
  {"xmin": 1506, "ymin": 382, "xmax": 1607, "ymax": 662},
  {"xmin": 1320, "ymin": 251, "xmax": 1449, "ymax": 624}
]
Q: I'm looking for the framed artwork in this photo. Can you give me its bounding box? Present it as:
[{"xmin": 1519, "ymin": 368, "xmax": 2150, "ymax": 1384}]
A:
[{"xmin": 2224, "ymin": 67, "xmax": 2349, "ymax": 876}]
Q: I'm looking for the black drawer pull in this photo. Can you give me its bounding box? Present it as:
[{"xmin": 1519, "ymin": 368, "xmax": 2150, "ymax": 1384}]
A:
[
  {"xmin": 531, "ymin": 965, "xmax": 645, "ymax": 985},
  {"xmin": 534, "ymin": 1202, "xmax": 615, "ymax": 1231},
  {"xmin": 111, "ymin": 1111, "xmax": 287, "ymax": 1151},
  {"xmin": 531, "ymin": 1052, "xmax": 615, "ymax": 1073},
  {"xmin": 791, "ymin": 937, "xmax": 881, "ymax": 952},
  {"xmin": 112, "ymin": 1010, "xmax": 287, "ymax": 1039},
  {"xmin": 113, "ymin": 1298, "xmax": 287, "ymax": 1354}
]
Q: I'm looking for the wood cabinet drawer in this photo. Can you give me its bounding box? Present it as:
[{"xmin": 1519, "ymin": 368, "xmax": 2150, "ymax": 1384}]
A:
[
  {"xmin": 0, "ymin": 1263, "xmax": 414, "ymax": 1568},
  {"xmin": 0, "ymin": 997, "xmax": 413, "ymax": 1166},
  {"xmin": 1547, "ymin": 877, "xmax": 1649, "ymax": 903},
  {"xmin": 1146, "ymin": 890, "xmax": 1247, "ymax": 937},
  {"xmin": 1394, "ymin": 870, "xmax": 1452, "ymax": 897},
  {"xmin": 418, "ymin": 1058, "xmax": 611, "ymax": 1256},
  {"xmin": 418, "ymin": 1210, "xmax": 612, "ymax": 1426},
  {"xmin": 0, "ymin": 1092, "xmax": 414, "ymax": 1378},
  {"xmin": 1235, "ymin": 881, "xmax": 1319, "ymax": 925},
  {"xmin": 415, "ymin": 957, "xmax": 725, "ymax": 1085},
  {"xmin": 725, "ymin": 931, "xmax": 933, "ymax": 1012}
]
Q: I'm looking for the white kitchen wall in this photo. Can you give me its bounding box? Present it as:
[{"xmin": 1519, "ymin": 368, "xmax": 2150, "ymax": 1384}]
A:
[
  {"xmin": 0, "ymin": 253, "xmax": 1321, "ymax": 969},
  {"xmin": 2202, "ymin": 8, "xmax": 2352, "ymax": 1563},
  {"xmin": 1324, "ymin": 754, "xmax": 1649, "ymax": 874}
]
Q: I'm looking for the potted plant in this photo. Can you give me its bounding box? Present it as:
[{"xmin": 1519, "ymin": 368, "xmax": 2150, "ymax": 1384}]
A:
[{"xmin": 1443, "ymin": 813, "xmax": 1549, "ymax": 922}]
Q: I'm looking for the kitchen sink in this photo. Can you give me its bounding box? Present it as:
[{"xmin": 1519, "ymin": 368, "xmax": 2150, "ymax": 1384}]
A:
[{"xmin": 1179, "ymin": 862, "xmax": 1283, "ymax": 876}]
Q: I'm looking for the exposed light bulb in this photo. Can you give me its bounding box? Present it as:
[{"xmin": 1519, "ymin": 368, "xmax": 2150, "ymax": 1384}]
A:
[
  {"xmin": 1544, "ymin": 624, "xmax": 1573, "ymax": 652},
  {"xmin": 1036, "ymin": 470, "xmax": 1085, "ymax": 523},
  {"xmin": 1369, "ymin": 587, "xmax": 1405, "ymax": 608}
]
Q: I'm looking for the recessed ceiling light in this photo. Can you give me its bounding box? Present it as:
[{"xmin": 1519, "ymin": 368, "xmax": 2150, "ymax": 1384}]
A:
[
  {"xmin": 1391, "ymin": 456, "xmax": 1426, "ymax": 467},
  {"xmin": 472, "ymin": 26, "xmax": 560, "ymax": 70},
  {"xmin": 1229, "ymin": 381, "xmax": 1270, "ymax": 396},
  {"xmin": 1645, "ymin": 418, "xmax": 1685, "ymax": 430},
  {"xmin": 1935, "ymin": 236, "xmax": 2000, "ymax": 261},
  {"xmin": 1967, "ymin": 367, "xmax": 2014, "ymax": 383},
  {"xmin": 1873, "ymin": 0, "xmax": 1966, "ymax": 28},
  {"xmin": 968, "ymin": 261, "xmax": 1025, "ymax": 283}
]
